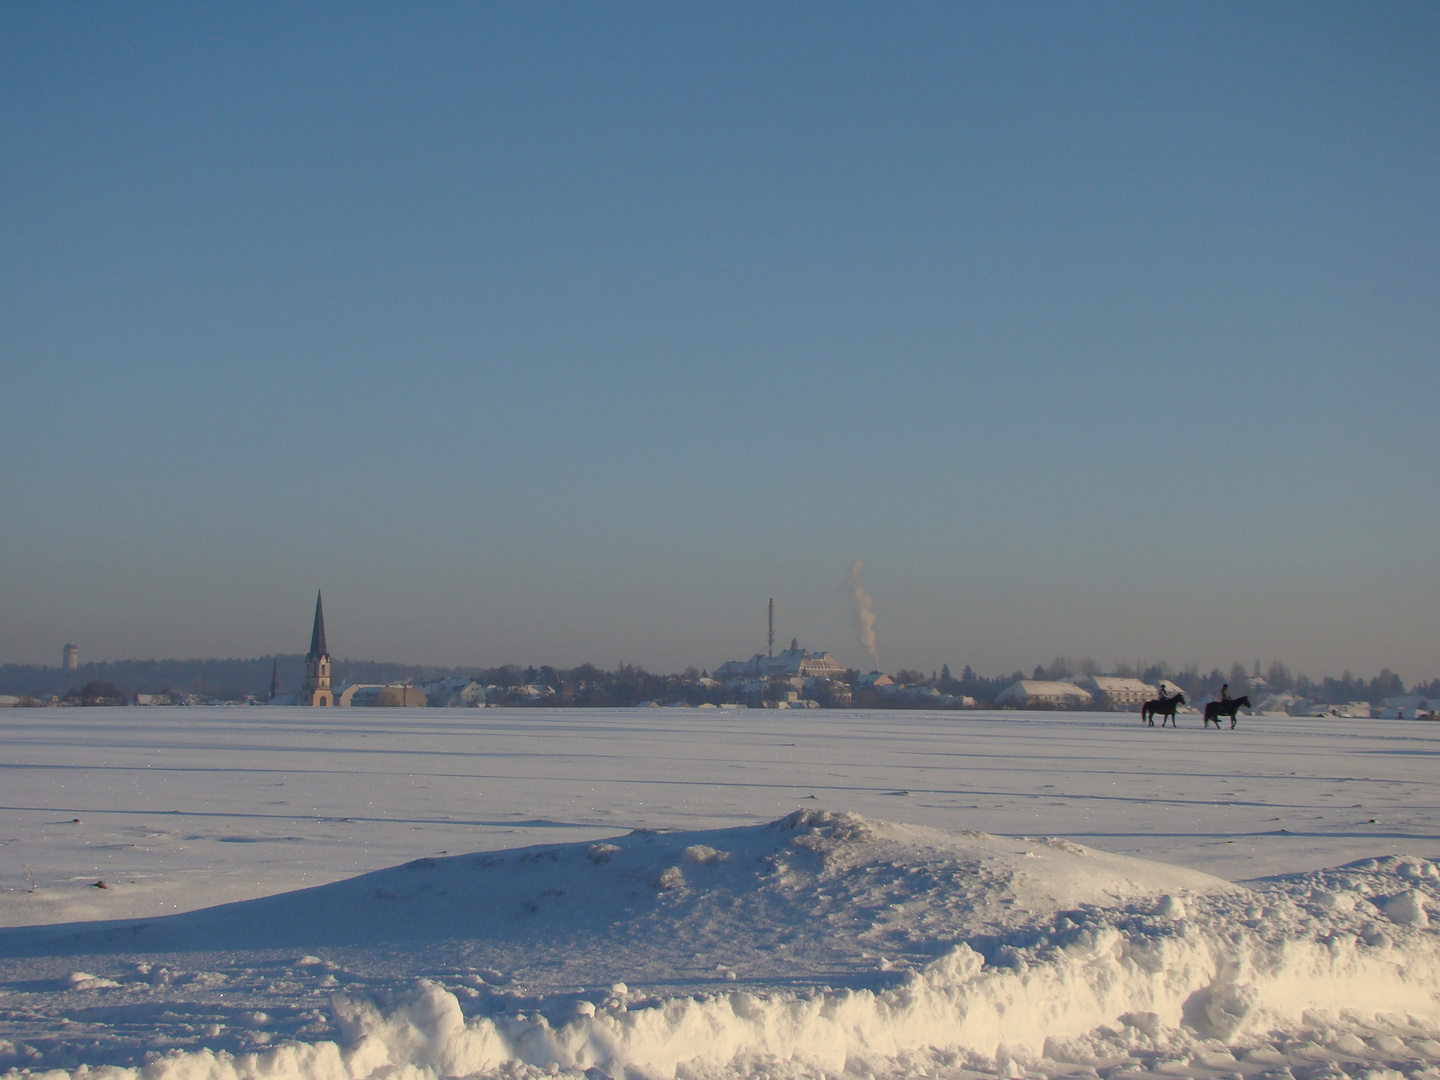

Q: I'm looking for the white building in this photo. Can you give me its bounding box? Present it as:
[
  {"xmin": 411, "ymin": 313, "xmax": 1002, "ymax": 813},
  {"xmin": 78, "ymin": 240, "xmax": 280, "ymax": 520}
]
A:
[
  {"xmin": 1076, "ymin": 676, "xmax": 1159, "ymax": 710},
  {"xmin": 1376, "ymin": 696, "xmax": 1440, "ymax": 719},
  {"xmin": 996, "ymin": 680, "xmax": 1094, "ymax": 709},
  {"xmin": 1316, "ymin": 701, "xmax": 1372, "ymax": 718}
]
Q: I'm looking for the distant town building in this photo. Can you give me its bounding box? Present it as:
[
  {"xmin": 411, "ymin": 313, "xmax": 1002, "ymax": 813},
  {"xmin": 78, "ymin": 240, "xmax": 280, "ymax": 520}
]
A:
[
  {"xmin": 1377, "ymin": 696, "xmax": 1440, "ymax": 719},
  {"xmin": 715, "ymin": 640, "xmax": 847, "ymax": 682},
  {"xmin": 420, "ymin": 677, "xmax": 487, "ymax": 707},
  {"xmin": 1076, "ymin": 675, "xmax": 1157, "ymax": 710},
  {"xmin": 336, "ymin": 683, "xmax": 430, "ymax": 707},
  {"xmin": 1308, "ymin": 700, "xmax": 1372, "ymax": 718},
  {"xmin": 996, "ymin": 680, "xmax": 1094, "ymax": 709},
  {"xmin": 299, "ymin": 591, "xmax": 333, "ymax": 707},
  {"xmin": 337, "ymin": 684, "xmax": 379, "ymax": 707},
  {"xmin": 63, "ymin": 644, "xmax": 78, "ymax": 670},
  {"xmin": 373, "ymin": 685, "xmax": 426, "ymax": 707},
  {"xmin": 806, "ymin": 676, "xmax": 852, "ymax": 706}
]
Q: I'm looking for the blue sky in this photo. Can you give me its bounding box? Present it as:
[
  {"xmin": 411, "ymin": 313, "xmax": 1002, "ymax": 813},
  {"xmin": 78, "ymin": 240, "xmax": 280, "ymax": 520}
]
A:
[{"xmin": 2, "ymin": 3, "xmax": 1436, "ymax": 679}]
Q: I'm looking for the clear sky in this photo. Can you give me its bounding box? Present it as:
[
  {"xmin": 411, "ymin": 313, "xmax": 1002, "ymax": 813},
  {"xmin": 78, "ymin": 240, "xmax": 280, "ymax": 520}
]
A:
[{"xmin": 2, "ymin": 3, "xmax": 1436, "ymax": 681}]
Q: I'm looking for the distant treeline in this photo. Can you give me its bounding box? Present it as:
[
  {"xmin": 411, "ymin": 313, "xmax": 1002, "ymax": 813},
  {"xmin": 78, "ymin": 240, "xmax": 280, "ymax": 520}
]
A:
[
  {"xmin": 1, "ymin": 656, "xmax": 1433, "ymax": 709},
  {"xmin": 0, "ymin": 656, "xmax": 472, "ymax": 703}
]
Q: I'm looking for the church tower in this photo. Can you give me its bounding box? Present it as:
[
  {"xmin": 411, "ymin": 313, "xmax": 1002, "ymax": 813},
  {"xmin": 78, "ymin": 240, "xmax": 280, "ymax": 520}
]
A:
[{"xmin": 300, "ymin": 590, "xmax": 333, "ymax": 706}]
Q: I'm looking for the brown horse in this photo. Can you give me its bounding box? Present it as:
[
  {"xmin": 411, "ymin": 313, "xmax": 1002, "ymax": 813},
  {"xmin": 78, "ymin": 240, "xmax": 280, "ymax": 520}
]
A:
[
  {"xmin": 1203, "ymin": 695, "xmax": 1251, "ymax": 729},
  {"xmin": 1142, "ymin": 691, "xmax": 1185, "ymax": 727}
]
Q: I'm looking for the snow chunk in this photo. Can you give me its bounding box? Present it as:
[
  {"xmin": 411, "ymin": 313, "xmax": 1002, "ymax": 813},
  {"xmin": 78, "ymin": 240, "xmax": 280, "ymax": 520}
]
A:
[
  {"xmin": 681, "ymin": 844, "xmax": 730, "ymax": 866},
  {"xmin": 586, "ymin": 843, "xmax": 621, "ymax": 864},
  {"xmin": 1158, "ymin": 895, "xmax": 1186, "ymax": 919},
  {"xmin": 1383, "ymin": 888, "xmax": 1430, "ymax": 927},
  {"xmin": 1318, "ymin": 889, "xmax": 1359, "ymax": 913},
  {"xmin": 65, "ymin": 971, "xmax": 120, "ymax": 990}
]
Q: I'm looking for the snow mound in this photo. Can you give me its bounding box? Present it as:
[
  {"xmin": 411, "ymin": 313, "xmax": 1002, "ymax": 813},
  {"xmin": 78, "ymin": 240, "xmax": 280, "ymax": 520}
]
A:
[{"xmin": 3, "ymin": 813, "xmax": 1439, "ymax": 1080}]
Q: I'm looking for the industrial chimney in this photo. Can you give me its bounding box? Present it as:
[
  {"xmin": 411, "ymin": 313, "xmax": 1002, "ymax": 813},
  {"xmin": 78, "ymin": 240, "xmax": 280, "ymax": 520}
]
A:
[{"xmin": 767, "ymin": 599, "xmax": 775, "ymax": 658}]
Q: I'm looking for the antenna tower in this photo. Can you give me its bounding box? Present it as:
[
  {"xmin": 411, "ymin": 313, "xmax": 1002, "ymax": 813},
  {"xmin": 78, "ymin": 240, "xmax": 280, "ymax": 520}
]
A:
[{"xmin": 767, "ymin": 598, "xmax": 775, "ymax": 658}]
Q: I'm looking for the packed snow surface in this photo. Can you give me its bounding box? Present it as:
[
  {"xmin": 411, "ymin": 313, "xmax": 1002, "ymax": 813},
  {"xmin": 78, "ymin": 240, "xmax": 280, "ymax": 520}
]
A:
[{"xmin": 1, "ymin": 707, "xmax": 1438, "ymax": 1080}]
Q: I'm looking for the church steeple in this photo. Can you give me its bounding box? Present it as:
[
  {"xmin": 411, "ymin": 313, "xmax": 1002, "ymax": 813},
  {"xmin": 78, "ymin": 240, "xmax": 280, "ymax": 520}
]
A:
[
  {"xmin": 300, "ymin": 589, "xmax": 333, "ymax": 706},
  {"xmin": 308, "ymin": 591, "xmax": 328, "ymax": 659}
]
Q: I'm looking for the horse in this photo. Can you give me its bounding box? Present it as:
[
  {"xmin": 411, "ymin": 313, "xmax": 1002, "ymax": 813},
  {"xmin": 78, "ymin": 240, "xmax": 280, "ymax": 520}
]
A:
[
  {"xmin": 1203, "ymin": 695, "xmax": 1251, "ymax": 729},
  {"xmin": 1142, "ymin": 691, "xmax": 1186, "ymax": 727}
]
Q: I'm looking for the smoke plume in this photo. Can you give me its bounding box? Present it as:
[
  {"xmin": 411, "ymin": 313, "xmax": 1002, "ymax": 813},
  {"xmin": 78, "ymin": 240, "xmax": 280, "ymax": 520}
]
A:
[{"xmin": 848, "ymin": 559, "xmax": 880, "ymax": 667}]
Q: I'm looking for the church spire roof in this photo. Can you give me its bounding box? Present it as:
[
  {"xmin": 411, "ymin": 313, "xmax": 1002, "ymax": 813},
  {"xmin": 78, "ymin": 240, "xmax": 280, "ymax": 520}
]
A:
[{"xmin": 308, "ymin": 591, "xmax": 328, "ymax": 659}]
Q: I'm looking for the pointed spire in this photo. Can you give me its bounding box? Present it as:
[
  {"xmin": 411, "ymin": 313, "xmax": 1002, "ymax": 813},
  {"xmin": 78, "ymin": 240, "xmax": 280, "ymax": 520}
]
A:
[
  {"xmin": 270, "ymin": 657, "xmax": 281, "ymax": 699},
  {"xmin": 308, "ymin": 590, "xmax": 328, "ymax": 659}
]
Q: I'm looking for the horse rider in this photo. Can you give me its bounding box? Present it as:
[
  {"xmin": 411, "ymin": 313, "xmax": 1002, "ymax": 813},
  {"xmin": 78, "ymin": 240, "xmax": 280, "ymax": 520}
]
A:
[{"xmin": 1220, "ymin": 683, "xmax": 1231, "ymax": 703}]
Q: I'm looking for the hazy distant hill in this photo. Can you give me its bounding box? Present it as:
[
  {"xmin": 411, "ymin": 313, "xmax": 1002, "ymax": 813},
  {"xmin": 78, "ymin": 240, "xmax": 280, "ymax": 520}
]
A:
[{"xmin": 0, "ymin": 657, "xmax": 476, "ymax": 702}]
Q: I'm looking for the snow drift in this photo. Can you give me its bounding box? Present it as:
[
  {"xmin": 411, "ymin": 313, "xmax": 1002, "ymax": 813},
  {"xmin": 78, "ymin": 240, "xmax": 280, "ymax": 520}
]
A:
[{"xmin": 3, "ymin": 811, "xmax": 1439, "ymax": 1080}]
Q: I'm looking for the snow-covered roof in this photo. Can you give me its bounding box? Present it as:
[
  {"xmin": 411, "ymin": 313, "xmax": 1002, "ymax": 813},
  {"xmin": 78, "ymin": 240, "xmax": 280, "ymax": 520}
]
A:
[
  {"xmin": 997, "ymin": 680, "xmax": 1093, "ymax": 703},
  {"xmin": 1078, "ymin": 676, "xmax": 1155, "ymax": 695}
]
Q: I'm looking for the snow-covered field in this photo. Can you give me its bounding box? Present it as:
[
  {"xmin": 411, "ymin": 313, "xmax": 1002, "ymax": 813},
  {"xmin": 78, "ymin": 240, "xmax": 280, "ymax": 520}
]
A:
[{"xmin": 1, "ymin": 707, "xmax": 1437, "ymax": 1080}]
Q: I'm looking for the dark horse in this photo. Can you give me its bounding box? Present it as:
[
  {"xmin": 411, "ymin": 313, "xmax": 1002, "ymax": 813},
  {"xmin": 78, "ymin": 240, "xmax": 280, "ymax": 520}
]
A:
[
  {"xmin": 1203, "ymin": 695, "xmax": 1251, "ymax": 729},
  {"xmin": 1142, "ymin": 691, "xmax": 1186, "ymax": 727}
]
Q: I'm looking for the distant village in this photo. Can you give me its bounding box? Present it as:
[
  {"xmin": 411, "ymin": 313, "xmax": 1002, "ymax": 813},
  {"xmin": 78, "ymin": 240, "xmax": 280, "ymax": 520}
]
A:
[{"xmin": 3, "ymin": 594, "xmax": 1437, "ymax": 720}]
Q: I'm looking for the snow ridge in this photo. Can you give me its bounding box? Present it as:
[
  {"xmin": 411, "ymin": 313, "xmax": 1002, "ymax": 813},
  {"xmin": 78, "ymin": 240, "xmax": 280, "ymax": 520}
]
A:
[{"xmin": 3, "ymin": 812, "xmax": 1438, "ymax": 1080}]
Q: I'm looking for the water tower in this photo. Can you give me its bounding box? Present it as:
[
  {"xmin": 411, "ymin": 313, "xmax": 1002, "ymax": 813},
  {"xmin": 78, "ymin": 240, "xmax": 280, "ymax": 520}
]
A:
[{"xmin": 63, "ymin": 643, "xmax": 78, "ymax": 670}]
